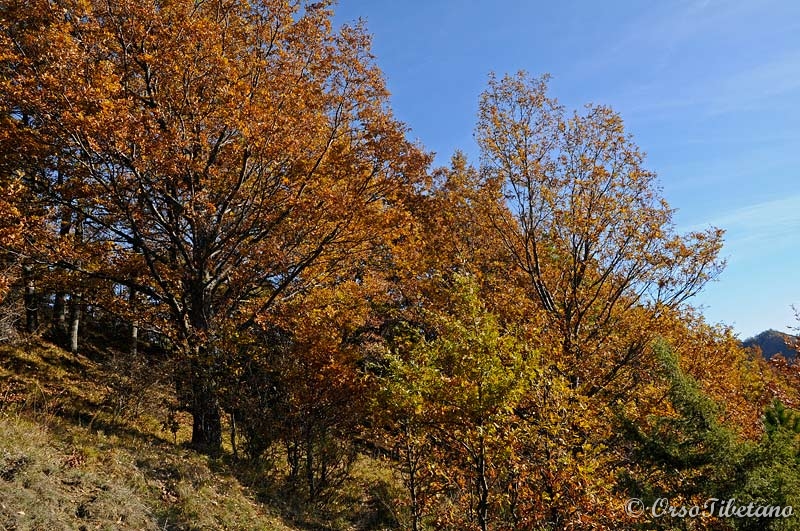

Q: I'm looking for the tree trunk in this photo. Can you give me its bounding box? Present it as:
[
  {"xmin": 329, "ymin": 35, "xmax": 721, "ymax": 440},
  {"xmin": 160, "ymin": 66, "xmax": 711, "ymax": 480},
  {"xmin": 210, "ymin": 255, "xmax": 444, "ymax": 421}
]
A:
[
  {"xmin": 190, "ymin": 369, "xmax": 222, "ymax": 455},
  {"xmin": 69, "ymin": 212, "xmax": 83, "ymax": 353},
  {"xmin": 184, "ymin": 280, "xmax": 224, "ymax": 456},
  {"xmin": 130, "ymin": 315, "xmax": 139, "ymax": 355},
  {"xmin": 230, "ymin": 411, "xmax": 238, "ymax": 460},
  {"xmin": 476, "ymin": 438, "xmax": 489, "ymax": 531},
  {"xmin": 53, "ymin": 292, "xmax": 67, "ymax": 332},
  {"xmin": 287, "ymin": 439, "xmax": 301, "ymax": 478},
  {"xmin": 306, "ymin": 424, "xmax": 316, "ymax": 499},
  {"xmin": 129, "ymin": 287, "xmax": 138, "ymax": 356},
  {"xmin": 403, "ymin": 424, "xmax": 422, "ymax": 531},
  {"xmin": 52, "ymin": 203, "xmax": 71, "ymax": 336},
  {"xmin": 69, "ymin": 293, "xmax": 81, "ymax": 353},
  {"xmin": 23, "ymin": 263, "xmax": 37, "ymax": 333}
]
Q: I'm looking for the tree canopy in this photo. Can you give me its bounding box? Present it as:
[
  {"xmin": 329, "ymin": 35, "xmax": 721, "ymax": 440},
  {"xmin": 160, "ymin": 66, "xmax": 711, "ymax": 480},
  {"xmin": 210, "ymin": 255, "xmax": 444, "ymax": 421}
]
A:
[{"xmin": 1, "ymin": 3, "xmax": 797, "ymax": 530}]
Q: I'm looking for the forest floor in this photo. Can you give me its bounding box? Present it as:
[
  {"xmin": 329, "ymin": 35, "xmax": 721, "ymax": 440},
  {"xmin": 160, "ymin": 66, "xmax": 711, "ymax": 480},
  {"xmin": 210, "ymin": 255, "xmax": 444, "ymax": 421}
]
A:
[{"xmin": 0, "ymin": 338, "xmax": 399, "ymax": 531}]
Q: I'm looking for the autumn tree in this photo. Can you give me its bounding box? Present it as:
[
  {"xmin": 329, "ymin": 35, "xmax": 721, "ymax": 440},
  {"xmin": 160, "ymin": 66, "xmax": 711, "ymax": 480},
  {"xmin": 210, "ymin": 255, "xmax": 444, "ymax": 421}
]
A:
[
  {"xmin": 377, "ymin": 275, "xmax": 536, "ymax": 531},
  {"xmin": 0, "ymin": 173, "xmax": 22, "ymax": 306},
  {"xmin": 730, "ymin": 401, "xmax": 800, "ymax": 531},
  {"xmin": 619, "ymin": 341, "xmax": 744, "ymax": 528},
  {"xmin": 0, "ymin": 165, "xmax": 24, "ymax": 340},
  {"xmin": 475, "ymin": 72, "xmax": 725, "ymax": 398},
  {"xmin": 620, "ymin": 342, "xmax": 800, "ymax": 531},
  {"xmin": 0, "ymin": 104, "xmax": 54, "ymax": 338},
  {"xmin": 360, "ymin": 153, "xmax": 526, "ymax": 529},
  {"xmin": 410, "ymin": 153, "xmax": 537, "ymax": 328},
  {"xmin": 0, "ymin": 0, "xmax": 427, "ymax": 453},
  {"xmin": 662, "ymin": 312, "xmax": 770, "ymax": 439}
]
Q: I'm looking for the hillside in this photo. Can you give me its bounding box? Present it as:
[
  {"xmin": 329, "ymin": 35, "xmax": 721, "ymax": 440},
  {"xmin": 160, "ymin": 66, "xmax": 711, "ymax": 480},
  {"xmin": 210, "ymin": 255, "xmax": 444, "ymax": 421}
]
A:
[
  {"xmin": 742, "ymin": 329, "xmax": 799, "ymax": 360},
  {"xmin": 0, "ymin": 340, "xmax": 397, "ymax": 531}
]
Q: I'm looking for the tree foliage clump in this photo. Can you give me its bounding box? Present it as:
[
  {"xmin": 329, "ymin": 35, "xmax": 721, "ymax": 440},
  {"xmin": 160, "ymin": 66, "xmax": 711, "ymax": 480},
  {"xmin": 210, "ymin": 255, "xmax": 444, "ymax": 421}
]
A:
[
  {"xmin": 476, "ymin": 72, "xmax": 725, "ymax": 398},
  {"xmin": 1, "ymin": 0, "xmax": 427, "ymax": 452},
  {"xmin": 3, "ymin": 3, "xmax": 799, "ymax": 529}
]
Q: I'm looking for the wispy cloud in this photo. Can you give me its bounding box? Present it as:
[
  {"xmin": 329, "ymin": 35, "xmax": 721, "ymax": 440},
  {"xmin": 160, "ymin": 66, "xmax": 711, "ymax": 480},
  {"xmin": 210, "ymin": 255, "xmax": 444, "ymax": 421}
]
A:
[
  {"xmin": 577, "ymin": 0, "xmax": 753, "ymax": 73},
  {"xmin": 706, "ymin": 51, "xmax": 800, "ymax": 115},
  {"xmin": 685, "ymin": 195, "xmax": 800, "ymax": 256},
  {"xmin": 575, "ymin": 0, "xmax": 800, "ymax": 119},
  {"xmin": 612, "ymin": 53, "xmax": 800, "ymax": 123}
]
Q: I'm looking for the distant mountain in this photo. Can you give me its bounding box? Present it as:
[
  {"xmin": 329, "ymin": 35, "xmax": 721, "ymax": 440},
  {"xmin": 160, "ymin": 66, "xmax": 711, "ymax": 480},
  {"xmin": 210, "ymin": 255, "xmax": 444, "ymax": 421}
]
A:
[{"xmin": 742, "ymin": 329, "xmax": 799, "ymax": 360}]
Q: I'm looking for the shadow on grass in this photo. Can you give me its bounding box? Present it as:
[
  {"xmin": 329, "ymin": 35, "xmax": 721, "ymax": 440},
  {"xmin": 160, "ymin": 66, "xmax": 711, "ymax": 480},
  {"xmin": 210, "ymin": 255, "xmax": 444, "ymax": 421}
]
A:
[
  {"xmin": 2, "ymin": 337, "xmax": 399, "ymax": 531},
  {"xmin": 219, "ymin": 451, "xmax": 400, "ymax": 531}
]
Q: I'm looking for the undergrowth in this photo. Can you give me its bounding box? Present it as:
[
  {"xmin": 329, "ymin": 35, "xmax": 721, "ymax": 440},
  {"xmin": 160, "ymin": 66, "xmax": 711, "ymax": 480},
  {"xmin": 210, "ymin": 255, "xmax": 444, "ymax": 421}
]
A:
[{"xmin": 0, "ymin": 340, "xmax": 400, "ymax": 530}]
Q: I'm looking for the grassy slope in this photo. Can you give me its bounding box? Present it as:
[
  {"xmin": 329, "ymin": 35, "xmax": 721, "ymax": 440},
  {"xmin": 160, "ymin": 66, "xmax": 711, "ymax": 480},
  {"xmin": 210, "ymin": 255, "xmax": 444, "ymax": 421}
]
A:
[{"xmin": 0, "ymin": 340, "xmax": 398, "ymax": 531}]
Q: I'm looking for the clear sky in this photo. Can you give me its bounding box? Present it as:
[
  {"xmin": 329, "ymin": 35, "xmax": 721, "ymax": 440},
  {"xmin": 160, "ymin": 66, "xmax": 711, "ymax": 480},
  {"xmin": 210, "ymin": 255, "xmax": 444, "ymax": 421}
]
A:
[{"xmin": 334, "ymin": 0, "xmax": 800, "ymax": 339}]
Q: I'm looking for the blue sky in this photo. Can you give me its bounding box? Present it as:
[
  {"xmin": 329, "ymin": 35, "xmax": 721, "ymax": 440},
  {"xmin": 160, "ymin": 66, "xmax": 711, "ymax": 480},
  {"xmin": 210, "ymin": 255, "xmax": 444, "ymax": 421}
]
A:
[{"xmin": 334, "ymin": 0, "xmax": 800, "ymax": 339}]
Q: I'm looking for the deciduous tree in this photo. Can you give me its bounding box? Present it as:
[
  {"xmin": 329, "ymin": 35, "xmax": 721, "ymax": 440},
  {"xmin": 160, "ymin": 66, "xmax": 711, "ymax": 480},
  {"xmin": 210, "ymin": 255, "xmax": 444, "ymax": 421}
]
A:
[
  {"xmin": 476, "ymin": 72, "xmax": 725, "ymax": 398},
  {"xmin": 378, "ymin": 275, "xmax": 537, "ymax": 531},
  {"xmin": 1, "ymin": 0, "xmax": 427, "ymax": 452}
]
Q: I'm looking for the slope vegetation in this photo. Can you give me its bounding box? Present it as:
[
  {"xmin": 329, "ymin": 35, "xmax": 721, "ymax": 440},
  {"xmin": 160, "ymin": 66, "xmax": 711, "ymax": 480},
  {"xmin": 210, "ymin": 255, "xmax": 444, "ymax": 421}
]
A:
[{"xmin": 0, "ymin": 340, "xmax": 396, "ymax": 531}]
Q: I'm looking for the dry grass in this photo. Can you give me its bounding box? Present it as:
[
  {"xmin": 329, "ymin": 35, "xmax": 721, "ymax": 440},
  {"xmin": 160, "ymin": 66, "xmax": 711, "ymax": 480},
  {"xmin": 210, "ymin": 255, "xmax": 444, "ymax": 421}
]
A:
[
  {"xmin": 0, "ymin": 414, "xmax": 157, "ymax": 530},
  {"xmin": 0, "ymin": 411, "xmax": 303, "ymax": 530},
  {"xmin": 0, "ymin": 340, "xmax": 402, "ymax": 531}
]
